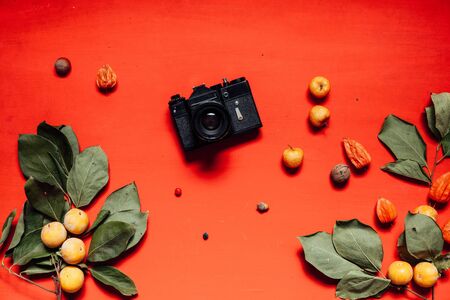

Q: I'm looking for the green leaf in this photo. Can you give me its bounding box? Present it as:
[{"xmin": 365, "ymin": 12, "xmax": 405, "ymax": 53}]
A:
[
  {"xmin": 404, "ymin": 213, "xmax": 443, "ymax": 260},
  {"xmin": 24, "ymin": 178, "xmax": 66, "ymax": 222},
  {"xmin": 6, "ymin": 203, "xmax": 26, "ymax": 254},
  {"xmin": 105, "ymin": 210, "xmax": 148, "ymax": 250},
  {"xmin": 35, "ymin": 257, "xmax": 53, "ymax": 267},
  {"xmin": 425, "ymin": 106, "xmax": 441, "ymax": 139},
  {"xmin": 18, "ymin": 134, "xmax": 67, "ymax": 192},
  {"xmin": 13, "ymin": 231, "xmax": 50, "ymax": 266},
  {"xmin": 434, "ymin": 254, "xmax": 450, "ymax": 273},
  {"xmin": 67, "ymin": 146, "xmax": 109, "ymax": 208},
  {"xmin": 84, "ymin": 210, "xmax": 110, "ymax": 236},
  {"xmin": 22, "ymin": 201, "xmax": 44, "ymax": 236},
  {"xmin": 298, "ymin": 232, "xmax": 361, "ymax": 279},
  {"xmin": 87, "ymin": 221, "xmax": 135, "ymax": 263},
  {"xmin": 9, "ymin": 201, "xmax": 46, "ymax": 256},
  {"xmin": 336, "ymin": 270, "xmax": 390, "ymax": 300},
  {"xmin": 397, "ymin": 232, "xmax": 420, "ymax": 265},
  {"xmin": 381, "ymin": 159, "xmax": 431, "ymax": 184},
  {"xmin": 431, "ymin": 92, "xmax": 450, "ymax": 137},
  {"xmin": 0, "ymin": 209, "xmax": 16, "ymax": 247},
  {"xmin": 378, "ymin": 114, "xmax": 428, "ymax": 167},
  {"xmin": 20, "ymin": 264, "xmax": 55, "ymax": 276},
  {"xmin": 101, "ymin": 182, "xmax": 141, "ymax": 214},
  {"xmin": 332, "ymin": 219, "xmax": 383, "ymax": 273},
  {"xmin": 441, "ymin": 133, "xmax": 450, "ymax": 158},
  {"xmin": 37, "ymin": 121, "xmax": 73, "ymax": 171},
  {"xmin": 58, "ymin": 125, "xmax": 79, "ymax": 159},
  {"xmin": 90, "ymin": 266, "xmax": 138, "ymax": 296}
]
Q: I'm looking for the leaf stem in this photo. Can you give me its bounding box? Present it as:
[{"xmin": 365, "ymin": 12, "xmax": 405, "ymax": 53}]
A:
[
  {"xmin": 405, "ymin": 287, "xmax": 429, "ymax": 300},
  {"xmin": 51, "ymin": 254, "xmax": 62, "ymax": 300},
  {"xmin": 430, "ymin": 143, "xmax": 442, "ymax": 181},
  {"xmin": 1, "ymin": 256, "xmax": 57, "ymax": 295}
]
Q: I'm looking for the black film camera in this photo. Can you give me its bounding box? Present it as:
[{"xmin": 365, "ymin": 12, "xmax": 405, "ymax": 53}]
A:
[{"xmin": 169, "ymin": 77, "xmax": 262, "ymax": 151}]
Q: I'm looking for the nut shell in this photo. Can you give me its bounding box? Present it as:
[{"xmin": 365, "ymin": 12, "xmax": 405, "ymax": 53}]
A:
[
  {"xmin": 330, "ymin": 164, "xmax": 350, "ymax": 184},
  {"xmin": 343, "ymin": 138, "xmax": 371, "ymax": 169},
  {"xmin": 96, "ymin": 64, "xmax": 117, "ymax": 90},
  {"xmin": 429, "ymin": 172, "xmax": 450, "ymax": 203},
  {"xmin": 376, "ymin": 197, "xmax": 397, "ymax": 223}
]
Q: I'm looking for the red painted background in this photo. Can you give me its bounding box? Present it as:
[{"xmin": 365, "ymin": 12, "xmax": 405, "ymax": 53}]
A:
[{"xmin": 0, "ymin": 1, "xmax": 449, "ymax": 299}]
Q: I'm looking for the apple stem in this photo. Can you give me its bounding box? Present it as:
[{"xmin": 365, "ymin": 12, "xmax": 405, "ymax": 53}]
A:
[{"xmin": 288, "ymin": 145, "xmax": 293, "ymax": 150}]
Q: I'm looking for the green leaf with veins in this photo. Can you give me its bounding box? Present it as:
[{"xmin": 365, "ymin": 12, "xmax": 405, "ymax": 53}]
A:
[
  {"xmin": 105, "ymin": 210, "xmax": 148, "ymax": 250},
  {"xmin": 37, "ymin": 121, "xmax": 73, "ymax": 171},
  {"xmin": 0, "ymin": 209, "xmax": 16, "ymax": 247},
  {"xmin": 332, "ymin": 219, "xmax": 383, "ymax": 273},
  {"xmin": 101, "ymin": 182, "xmax": 141, "ymax": 214},
  {"xmin": 87, "ymin": 221, "xmax": 135, "ymax": 263},
  {"xmin": 13, "ymin": 231, "xmax": 50, "ymax": 266},
  {"xmin": 336, "ymin": 270, "xmax": 390, "ymax": 300},
  {"xmin": 425, "ymin": 106, "xmax": 441, "ymax": 139},
  {"xmin": 58, "ymin": 125, "xmax": 80, "ymax": 159},
  {"xmin": 18, "ymin": 134, "xmax": 67, "ymax": 192},
  {"xmin": 25, "ymin": 178, "xmax": 66, "ymax": 222},
  {"xmin": 298, "ymin": 232, "xmax": 361, "ymax": 279},
  {"xmin": 381, "ymin": 159, "xmax": 431, "ymax": 184},
  {"xmin": 6, "ymin": 203, "xmax": 25, "ymax": 254},
  {"xmin": 397, "ymin": 232, "xmax": 420, "ymax": 265},
  {"xmin": 431, "ymin": 92, "xmax": 450, "ymax": 137},
  {"xmin": 404, "ymin": 213, "xmax": 443, "ymax": 260},
  {"xmin": 67, "ymin": 146, "xmax": 109, "ymax": 208},
  {"xmin": 378, "ymin": 114, "xmax": 428, "ymax": 167},
  {"xmin": 20, "ymin": 263, "xmax": 55, "ymax": 276},
  {"xmin": 90, "ymin": 265, "xmax": 138, "ymax": 296}
]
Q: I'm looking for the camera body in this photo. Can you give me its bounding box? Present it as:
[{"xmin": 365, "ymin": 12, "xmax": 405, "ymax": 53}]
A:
[{"xmin": 169, "ymin": 77, "xmax": 262, "ymax": 151}]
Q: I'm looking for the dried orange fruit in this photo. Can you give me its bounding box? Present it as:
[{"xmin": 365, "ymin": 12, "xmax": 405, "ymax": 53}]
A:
[
  {"xmin": 429, "ymin": 172, "xmax": 450, "ymax": 203},
  {"xmin": 343, "ymin": 138, "xmax": 371, "ymax": 169},
  {"xmin": 376, "ymin": 197, "xmax": 397, "ymax": 223}
]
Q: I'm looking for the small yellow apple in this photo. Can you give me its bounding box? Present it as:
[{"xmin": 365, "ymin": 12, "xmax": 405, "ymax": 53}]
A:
[{"xmin": 282, "ymin": 146, "xmax": 304, "ymax": 168}]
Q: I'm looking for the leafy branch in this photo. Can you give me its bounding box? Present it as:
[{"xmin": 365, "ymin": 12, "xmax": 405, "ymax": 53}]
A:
[{"xmin": 378, "ymin": 92, "xmax": 449, "ymax": 185}]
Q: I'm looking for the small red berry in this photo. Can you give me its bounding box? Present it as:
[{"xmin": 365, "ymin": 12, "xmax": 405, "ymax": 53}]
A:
[{"xmin": 174, "ymin": 188, "xmax": 182, "ymax": 197}]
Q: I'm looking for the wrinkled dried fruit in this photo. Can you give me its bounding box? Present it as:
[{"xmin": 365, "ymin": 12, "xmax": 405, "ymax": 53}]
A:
[
  {"xmin": 443, "ymin": 220, "xmax": 450, "ymax": 244},
  {"xmin": 376, "ymin": 197, "xmax": 397, "ymax": 223},
  {"xmin": 257, "ymin": 202, "xmax": 269, "ymax": 213},
  {"xmin": 429, "ymin": 172, "xmax": 450, "ymax": 203},
  {"xmin": 412, "ymin": 205, "xmax": 437, "ymax": 221},
  {"xmin": 343, "ymin": 138, "xmax": 371, "ymax": 169},
  {"xmin": 330, "ymin": 164, "xmax": 350, "ymax": 184},
  {"xmin": 96, "ymin": 64, "xmax": 117, "ymax": 90}
]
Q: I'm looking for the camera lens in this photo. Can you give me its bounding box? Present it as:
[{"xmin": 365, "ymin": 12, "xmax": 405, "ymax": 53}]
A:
[
  {"xmin": 201, "ymin": 111, "xmax": 221, "ymax": 130},
  {"xmin": 193, "ymin": 104, "xmax": 230, "ymax": 142}
]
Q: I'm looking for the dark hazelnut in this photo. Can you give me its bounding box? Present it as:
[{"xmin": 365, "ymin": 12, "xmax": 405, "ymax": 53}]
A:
[{"xmin": 54, "ymin": 57, "xmax": 71, "ymax": 77}]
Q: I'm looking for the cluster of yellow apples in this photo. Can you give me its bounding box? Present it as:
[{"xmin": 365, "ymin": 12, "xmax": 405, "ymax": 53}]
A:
[
  {"xmin": 388, "ymin": 261, "xmax": 439, "ymax": 288},
  {"xmin": 281, "ymin": 76, "xmax": 332, "ymax": 170},
  {"xmin": 40, "ymin": 208, "xmax": 89, "ymax": 293},
  {"xmin": 308, "ymin": 76, "xmax": 331, "ymax": 128}
]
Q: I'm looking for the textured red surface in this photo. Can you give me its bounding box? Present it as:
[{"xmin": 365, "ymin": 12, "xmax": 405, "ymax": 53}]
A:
[{"xmin": 1, "ymin": 1, "xmax": 450, "ymax": 299}]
